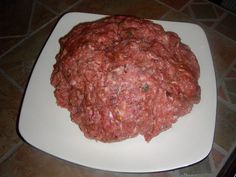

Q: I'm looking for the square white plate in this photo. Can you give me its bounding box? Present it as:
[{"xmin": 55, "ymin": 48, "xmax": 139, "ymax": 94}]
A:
[{"xmin": 19, "ymin": 12, "xmax": 217, "ymax": 172}]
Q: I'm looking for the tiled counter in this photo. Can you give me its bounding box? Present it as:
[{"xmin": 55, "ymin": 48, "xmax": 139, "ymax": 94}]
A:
[{"xmin": 0, "ymin": 0, "xmax": 236, "ymax": 176}]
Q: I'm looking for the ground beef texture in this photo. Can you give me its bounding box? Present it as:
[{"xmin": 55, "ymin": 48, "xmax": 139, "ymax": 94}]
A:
[{"xmin": 51, "ymin": 16, "xmax": 201, "ymax": 142}]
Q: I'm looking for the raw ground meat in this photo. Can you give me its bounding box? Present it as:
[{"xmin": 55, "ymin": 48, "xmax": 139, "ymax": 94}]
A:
[{"xmin": 51, "ymin": 15, "xmax": 201, "ymax": 142}]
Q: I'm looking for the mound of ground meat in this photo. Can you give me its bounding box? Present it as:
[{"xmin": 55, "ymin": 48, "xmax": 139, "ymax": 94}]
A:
[{"xmin": 51, "ymin": 16, "xmax": 201, "ymax": 142}]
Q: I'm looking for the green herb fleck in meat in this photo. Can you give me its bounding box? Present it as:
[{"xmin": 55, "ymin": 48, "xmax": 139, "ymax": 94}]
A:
[{"xmin": 142, "ymin": 83, "xmax": 149, "ymax": 92}]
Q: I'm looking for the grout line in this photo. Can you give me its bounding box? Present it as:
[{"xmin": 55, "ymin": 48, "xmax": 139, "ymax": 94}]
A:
[
  {"xmin": 219, "ymin": 90, "xmax": 236, "ymax": 110},
  {"xmin": 0, "ymin": 16, "xmax": 58, "ymax": 60},
  {"xmin": 59, "ymin": 0, "xmax": 82, "ymax": 13},
  {"xmin": 0, "ymin": 1, "xmax": 80, "ymax": 60},
  {"xmin": 37, "ymin": 0, "xmax": 58, "ymax": 15},
  {"xmin": 208, "ymin": 154, "xmax": 217, "ymax": 172},
  {"xmin": 213, "ymin": 143, "xmax": 236, "ymax": 176},
  {"xmin": 27, "ymin": 0, "xmax": 36, "ymax": 35},
  {"xmin": 0, "ymin": 0, "xmax": 82, "ymax": 60},
  {"xmin": 0, "ymin": 0, "xmax": 83, "ymax": 100},
  {"xmin": 0, "ymin": 68, "xmax": 24, "ymax": 93},
  {"xmin": 183, "ymin": 6, "xmax": 236, "ymax": 46},
  {"xmin": 221, "ymin": 58, "xmax": 236, "ymax": 80},
  {"xmin": 211, "ymin": 26, "xmax": 236, "ymax": 45},
  {"xmin": 212, "ymin": 3, "xmax": 221, "ymax": 18},
  {"xmin": 221, "ymin": 81, "xmax": 232, "ymax": 103},
  {"xmin": 0, "ymin": 141, "xmax": 23, "ymax": 163},
  {"xmin": 194, "ymin": 18, "xmax": 218, "ymax": 21},
  {"xmin": 179, "ymin": 0, "xmax": 194, "ymax": 12},
  {"xmin": 218, "ymin": 59, "xmax": 236, "ymax": 89},
  {"xmin": 228, "ymin": 91, "xmax": 236, "ymax": 98},
  {"xmin": 154, "ymin": 0, "xmax": 179, "ymax": 12},
  {"xmin": 174, "ymin": 0, "xmax": 236, "ymax": 46},
  {"xmin": 0, "ymin": 1, "xmax": 35, "ymax": 40},
  {"xmin": 224, "ymin": 77, "xmax": 236, "ymax": 81},
  {"xmin": 209, "ymin": 152, "xmax": 217, "ymax": 173},
  {"xmin": 191, "ymin": 1, "xmax": 209, "ymax": 5},
  {"xmin": 213, "ymin": 142, "xmax": 228, "ymax": 156},
  {"xmin": 211, "ymin": 11, "xmax": 227, "ymax": 29},
  {"xmin": 188, "ymin": 3, "xmax": 196, "ymax": 20},
  {"xmin": 0, "ymin": 35, "xmax": 27, "ymax": 39},
  {"xmin": 159, "ymin": 9, "xmax": 172, "ymax": 20},
  {"xmin": 218, "ymin": 96, "xmax": 236, "ymax": 111}
]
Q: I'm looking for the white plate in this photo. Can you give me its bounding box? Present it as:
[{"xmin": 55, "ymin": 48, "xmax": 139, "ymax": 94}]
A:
[{"xmin": 19, "ymin": 12, "xmax": 217, "ymax": 172}]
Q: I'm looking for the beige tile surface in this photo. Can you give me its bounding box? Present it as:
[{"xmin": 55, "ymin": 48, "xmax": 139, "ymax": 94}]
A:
[
  {"xmin": 0, "ymin": 37, "xmax": 24, "ymax": 57},
  {"xmin": 71, "ymin": 0, "xmax": 169, "ymax": 19},
  {"xmin": 39, "ymin": 0, "xmax": 78, "ymax": 13},
  {"xmin": 215, "ymin": 13, "xmax": 236, "ymax": 41},
  {"xmin": 205, "ymin": 29, "xmax": 236, "ymax": 81},
  {"xmin": 0, "ymin": 143, "xmax": 151, "ymax": 177},
  {"xmin": 160, "ymin": 10, "xmax": 194, "ymax": 22},
  {"xmin": 211, "ymin": 147, "xmax": 225, "ymax": 169},
  {"xmin": 159, "ymin": 0, "xmax": 191, "ymax": 10},
  {"xmin": 214, "ymin": 101, "xmax": 236, "ymax": 151},
  {"xmin": 0, "ymin": 21, "xmax": 57, "ymax": 88},
  {"xmin": 0, "ymin": 75, "xmax": 22, "ymax": 158},
  {"xmin": 178, "ymin": 156, "xmax": 212, "ymax": 175},
  {"xmin": 30, "ymin": 1, "xmax": 56, "ymax": 32},
  {"xmin": 0, "ymin": 0, "xmax": 33, "ymax": 37}
]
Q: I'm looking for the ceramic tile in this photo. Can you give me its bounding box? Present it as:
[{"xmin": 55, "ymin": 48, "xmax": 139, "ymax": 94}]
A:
[
  {"xmin": 224, "ymin": 105, "xmax": 236, "ymax": 125},
  {"xmin": 0, "ymin": 20, "xmax": 57, "ymax": 88},
  {"xmin": 226, "ymin": 69, "xmax": 236, "ymax": 78},
  {"xmin": 0, "ymin": 37, "xmax": 24, "ymax": 56},
  {"xmin": 30, "ymin": 1, "xmax": 56, "ymax": 32},
  {"xmin": 0, "ymin": 75, "xmax": 22, "ymax": 158},
  {"xmin": 159, "ymin": 0, "xmax": 190, "ymax": 10},
  {"xmin": 215, "ymin": 13, "xmax": 236, "ymax": 41},
  {"xmin": 178, "ymin": 156, "xmax": 212, "ymax": 175},
  {"xmin": 190, "ymin": 4, "xmax": 217, "ymax": 19},
  {"xmin": 218, "ymin": 83, "xmax": 230, "ymax": 102},
  {"xmin": 221, "ymin": 1, "xmax": 236, "ymax": 14},
  {"xmin": 0, "ymin": 143, "xmax": 141, "ymax": 177},
  {"xmin": 214, "ymin": 101, "xmax": 236, "ymax": 151},
  {"xmin": 147, "ymin": 172, "xmax": 171, "ymax": 177},
  {"xmin": 214, "ymin": 5, "xmax": 225, "ymax": 17},
  {"xmin": 71, "ymin": 0, "xmax": 169, "ymax": 19},
  {"xmin": 193, "ymin": 0, "xmax": 208, "ymax": 2},
  {"xmin": 181, "ymin": 6, "xmax": 192, "ymax": 17},
  {"xmin": 181, "ymin": 1, "xmax": 227, "ymax": 28},
  {"xmin": 225, "ymin": 79, "xmax": 236, "ymax": 93},
  {"xmin": 205, "ymin": 29, "xmax": 236, "ymax": 80},
  {"xmin": 160, "ymin": 10, "xmax": 194, "ymax": 22},
  {"xmin": 116, "ymin": 174, "xmax": 147, "ymax": 177},
  {"xmin": 228, "ymin": 93, "xmax": 236, "ymax": 104},
  {"xmin": 211, "ymin": 147, "xmax": 225, "ymax": 169},
  {"xmin": 39, "ymin": 0, "xmax": 78, "ymax": 13},
  {"xmin": 124, "ymin": 0, "xmax": 169, "ymax": 19},
  {"xmin": 0, "ymin": 0, "xmax": 33, "ymax": 37},
  {"xmin": 199, "ymin": 20, "xmax": 215, "ymax": 27}
]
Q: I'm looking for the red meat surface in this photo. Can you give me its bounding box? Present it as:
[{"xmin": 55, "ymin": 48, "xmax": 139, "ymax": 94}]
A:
[{"xmin": 51, "ymin": 16, "xmax": 201, "ymax": 142}]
